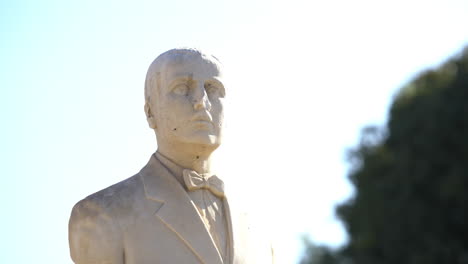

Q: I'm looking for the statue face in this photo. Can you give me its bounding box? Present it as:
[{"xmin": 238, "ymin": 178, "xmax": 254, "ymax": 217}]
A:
[{"xmin": 151, "ymin": 55, "xmax": 225, "ymax": 148}]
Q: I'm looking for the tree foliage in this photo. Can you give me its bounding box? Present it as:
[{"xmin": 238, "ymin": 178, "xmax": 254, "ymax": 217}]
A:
[
  {"xmin": 300, "ymin": 237, "xmax": 349, "ymax": 264},
  {"xmin": 301, "ymin": 46, "xmax": 468, "ymax": 264}
]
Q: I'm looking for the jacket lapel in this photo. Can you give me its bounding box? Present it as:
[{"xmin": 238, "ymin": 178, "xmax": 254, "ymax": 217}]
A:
[{"xmin": 139, "ymin": 154, "xmax": 223, "ymax": 264}]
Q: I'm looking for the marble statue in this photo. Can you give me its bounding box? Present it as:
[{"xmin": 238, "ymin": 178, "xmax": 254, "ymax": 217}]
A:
[{"xmin": 68, "ymin": 48, "xmax": 274, "ymax": 264}]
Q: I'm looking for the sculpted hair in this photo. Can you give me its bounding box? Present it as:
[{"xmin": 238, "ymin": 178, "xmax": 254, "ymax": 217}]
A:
[{"xmin": 144, "ymin": 48, "xmax": 222, "ymax": 104}]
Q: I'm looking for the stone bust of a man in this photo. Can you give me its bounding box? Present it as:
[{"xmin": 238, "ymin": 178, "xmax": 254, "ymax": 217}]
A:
[{"xmin": 68, "ymin": 48, "xmax": 273, "ymax": 264}]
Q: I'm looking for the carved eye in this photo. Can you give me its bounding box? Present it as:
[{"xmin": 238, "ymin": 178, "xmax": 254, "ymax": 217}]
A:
[
  {"xmin": 205, "ymin": 83, "xmax": 224, "ymax": 97},
  {"xmin": 205, "ymin": 83, "xmax": 215, "ymax": 93},
  {"xmin": 172, "ymin": 83, "xmax": 189, "ymax": 96}
]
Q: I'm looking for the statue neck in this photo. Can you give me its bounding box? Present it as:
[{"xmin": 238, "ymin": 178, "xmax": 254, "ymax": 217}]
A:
[{"xmin": 156, "ymin": 141, "xmax": 216, "ymax": 174}]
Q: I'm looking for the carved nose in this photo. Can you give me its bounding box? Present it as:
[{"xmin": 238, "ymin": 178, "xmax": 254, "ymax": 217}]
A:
[
  {"xmin": 193, "ymin": 95, "xmax": 211, "ymax": 111},
  {"xmin": 193, "ymin": 84, "xmax": 211, "ymax": 110}
]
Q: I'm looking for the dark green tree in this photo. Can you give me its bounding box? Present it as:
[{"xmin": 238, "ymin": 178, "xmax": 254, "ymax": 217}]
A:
[
  {"xmin": 300, "ymin": 237, "xmax": 344, "ymax": 264},
  {"xmin": 301, "ymin": 46, "xmax": 468, "ymax": 264}
]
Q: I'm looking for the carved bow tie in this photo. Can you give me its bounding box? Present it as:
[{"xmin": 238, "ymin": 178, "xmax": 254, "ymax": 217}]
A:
[{"xmin": 183, "ymin": 169, "xmax": 225, "ymax": 198}]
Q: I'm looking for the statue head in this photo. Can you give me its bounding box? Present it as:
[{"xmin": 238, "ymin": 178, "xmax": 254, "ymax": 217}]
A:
[{"xmin": 144, "ymin": 48, "xmax": 226, "ymax": 152}]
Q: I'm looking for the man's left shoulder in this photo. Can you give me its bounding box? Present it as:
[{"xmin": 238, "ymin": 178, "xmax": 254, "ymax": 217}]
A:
[{"xmin": 229, "ymin": 198, "xmax": 275, "ymax": 263}]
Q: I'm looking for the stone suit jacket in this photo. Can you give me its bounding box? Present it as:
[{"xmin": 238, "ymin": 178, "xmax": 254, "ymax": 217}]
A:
[{"xmin": 69, "ymin": 154, "xmax": 273, "ymax": 264}]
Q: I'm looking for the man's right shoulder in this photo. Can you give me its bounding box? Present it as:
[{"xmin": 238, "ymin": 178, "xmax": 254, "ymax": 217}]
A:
[
  {"xmin": 72, "ymin": 174, "xmax": 144, "ymax": 216},
  {"xmin": 69, "ymin": 175, "xmax": 144, "ymax": 264}
]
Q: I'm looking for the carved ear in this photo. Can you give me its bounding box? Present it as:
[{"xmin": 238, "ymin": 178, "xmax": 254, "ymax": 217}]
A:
[{"xmin": 144, "ymin": 102, "xmax": 157, "ymax": 129}]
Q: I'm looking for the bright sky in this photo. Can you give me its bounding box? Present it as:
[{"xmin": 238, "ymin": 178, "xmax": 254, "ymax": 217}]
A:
[{"xmin": 1, "ymin": 0, "xmax": 467, "ymax": 263}]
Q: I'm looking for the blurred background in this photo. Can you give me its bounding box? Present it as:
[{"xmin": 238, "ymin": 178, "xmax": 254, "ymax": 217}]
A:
[{"xmin": 1, "ymin": 0, "xmax": 467, "ymax": 263}]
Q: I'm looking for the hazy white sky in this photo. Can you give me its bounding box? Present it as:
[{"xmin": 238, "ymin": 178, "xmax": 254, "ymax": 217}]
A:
[{"xmin": 1, "ymin": 0, "xmax": 467, "ymax": 263}]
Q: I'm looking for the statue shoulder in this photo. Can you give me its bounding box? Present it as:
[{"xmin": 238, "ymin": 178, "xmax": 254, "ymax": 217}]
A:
[
  {"xmin": 79, "ymin": 174, "xmax": 142, "ymax": 210},
  {"xmin": 68, "ymin": 175, "xmax": 143, "ymax": 264}
]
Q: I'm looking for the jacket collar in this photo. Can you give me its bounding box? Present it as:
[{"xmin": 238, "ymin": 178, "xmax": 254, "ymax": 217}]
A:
[{"xmin": 139, "ymin": 153, "xmax": 224, "ymax": 264}]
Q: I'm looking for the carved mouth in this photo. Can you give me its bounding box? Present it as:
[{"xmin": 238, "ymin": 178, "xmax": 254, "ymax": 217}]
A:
[
  {"xmin": 191, "ymin": 120, "xmax": 214, "ymax": 130},
  {"xmin": 191, "ymin": 111, "xmax": 213, "ymax": 124}
]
